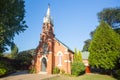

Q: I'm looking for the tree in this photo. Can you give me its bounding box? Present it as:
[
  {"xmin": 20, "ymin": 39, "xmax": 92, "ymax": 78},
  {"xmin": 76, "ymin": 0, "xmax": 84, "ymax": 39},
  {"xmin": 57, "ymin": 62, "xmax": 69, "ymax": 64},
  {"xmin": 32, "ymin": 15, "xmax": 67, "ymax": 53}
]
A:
[
  {"xmin": 15, "ymin": 51, "xmax": 33, "ymax": 70},
  {"xmin": 82, "ymin": 30, "xmax": 96, "ymax": 51},
  {"xmin": 98, "ymin": 7, "xmax": 120, "ymax": 28},
  {"xmin": 83, "ymin": 7, "xmax": 120, "ymax": 51},
  {"xmin": 82, "ymin": 39, "xmax": 91, "ymax": 51},
  {"xmin": 0, "ymin": 0, "xmax": 27, "ymax": 55},
  {"xmin": 72, "ymin": 48, "xmax": 85, "ymax": 76},
  {"xmin": 114, "ymin": 28, "xmax": 120, "ymax": 35},
  {"xmin": 74, "ymin": 48, "xmax": 82, "ymax": 62},
  {"xmin": 71, "ymin": 62, "xmax": 85, "ymax": 76},
  {"xmin": 88, "ymin": 21, "xmax": 120, "ymax": 70},
  {"xmin": 11, "ymin": 42, "xmax": 18, "ymax": 58}
]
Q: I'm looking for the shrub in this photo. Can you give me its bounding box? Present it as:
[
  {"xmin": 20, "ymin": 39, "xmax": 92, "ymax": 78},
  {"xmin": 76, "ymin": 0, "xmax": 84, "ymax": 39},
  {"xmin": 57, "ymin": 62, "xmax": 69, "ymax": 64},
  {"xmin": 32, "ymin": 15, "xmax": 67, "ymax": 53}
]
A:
[
  {"xmin": 116, "ymin": 69, "xmax": 120, "ymax": 79},
  {"xmin": 0, "ymin": 60, "xmax": 14, "ymax": 76},
  {"xmin": 71, "ymin": 62, "xmax": 85, "ymax": 76},
  {"xmin": 29, "ymin": 67, "xmax": 36, "ymax": 73},
  {"xmin": 60, "ymin": 69, "xmax": 65, "ymax": 74},
  {"xmin": 15, "ymin": 52, "xmax": 33, "ymax": 70},
  {"xmin": 0, "ymin": 68, "xmax": 7, "ymax": 76},
  {"xmin": 0, "ymin": 61, "xmax": 8, "ymax": 76},
  {"xmin": 53, "ymin": 67, "xmax": 60, "ymax": 74}
]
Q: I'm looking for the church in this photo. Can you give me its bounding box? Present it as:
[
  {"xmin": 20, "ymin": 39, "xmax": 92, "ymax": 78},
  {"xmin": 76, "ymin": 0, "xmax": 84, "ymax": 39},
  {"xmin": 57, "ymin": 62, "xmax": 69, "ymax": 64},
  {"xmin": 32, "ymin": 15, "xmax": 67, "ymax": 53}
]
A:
[{"xmin": 33, "ymin": 5, "xmax": 74, "ymax": 74}]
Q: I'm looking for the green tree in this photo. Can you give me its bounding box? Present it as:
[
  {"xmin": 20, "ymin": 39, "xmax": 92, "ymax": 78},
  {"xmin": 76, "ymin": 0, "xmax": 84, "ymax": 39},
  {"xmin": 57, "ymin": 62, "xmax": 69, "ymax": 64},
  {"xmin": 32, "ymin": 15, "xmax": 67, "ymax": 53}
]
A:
[
  {"xmin": 72, "ymin": 49, "xmax": 85, "ymax": 76},
  {"xmin": 11, "ymin": 42, "xmax": 18, "ymax": 58},
  {"xmin": 82, "ymin": 30, "xmax": 95, "ymax": 51},
  {"xmin": 71, "ymin": 62, "xmax": 85, "ymax": 76},
  {"xmin": 83, "ymin": 7, "xmax": 120, "ymax": 51},
  {"xmin": 82, "ymin": 39, "xmax": 91, "ymax": 51},
  {"xmin": 15, "ymin": 51, "xmax": 33, "ymax": 70},
  {"xmin": 0, "ymin": 0, "xmax": 27, "ymax": 55},
  {"xmin": 74, "ymin": 48, "xmax": 82, "ymax": 62},
  {"xmin": 88, "ymin": 21, "xmax": 120, "ymax": 70},
  {"xmin": 98, "ymin": 7, "xmax": 120, "ymax": 28}
]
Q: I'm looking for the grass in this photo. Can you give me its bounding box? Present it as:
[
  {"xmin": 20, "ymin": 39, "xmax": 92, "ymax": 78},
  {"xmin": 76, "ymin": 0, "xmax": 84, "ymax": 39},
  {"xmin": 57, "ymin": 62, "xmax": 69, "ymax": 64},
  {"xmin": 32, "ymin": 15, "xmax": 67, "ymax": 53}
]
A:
[{"xmin": 43, "ymin": 73, "xmax": 117, "ymax": 80}]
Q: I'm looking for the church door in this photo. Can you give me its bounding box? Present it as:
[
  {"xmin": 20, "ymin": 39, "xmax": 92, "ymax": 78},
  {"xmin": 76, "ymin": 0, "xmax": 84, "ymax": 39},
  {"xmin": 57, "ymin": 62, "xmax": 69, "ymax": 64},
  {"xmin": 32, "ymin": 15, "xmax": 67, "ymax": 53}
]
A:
[{"xmin": 41, "ymin": 57, "xmax": 47, "ymax": 71}]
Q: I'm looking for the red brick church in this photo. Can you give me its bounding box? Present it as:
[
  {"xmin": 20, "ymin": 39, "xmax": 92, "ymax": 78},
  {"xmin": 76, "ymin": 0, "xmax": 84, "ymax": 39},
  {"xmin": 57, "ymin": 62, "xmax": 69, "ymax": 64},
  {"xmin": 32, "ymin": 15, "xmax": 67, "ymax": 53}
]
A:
[{"xmin": 33, "ymin": 5, "xmax": 74, "ymax": 74}]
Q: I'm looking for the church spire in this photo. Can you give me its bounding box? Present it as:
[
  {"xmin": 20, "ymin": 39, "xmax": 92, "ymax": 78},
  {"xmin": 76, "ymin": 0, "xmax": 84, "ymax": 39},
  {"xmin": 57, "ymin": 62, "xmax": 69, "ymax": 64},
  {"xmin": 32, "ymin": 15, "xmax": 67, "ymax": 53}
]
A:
[
  {"xmin": 43, "ymin": 4, "xmax": 53, "ymax": 24},
  {"xmin": 46, "ymin": 4, "xmax": 50, "ymax": 17}
]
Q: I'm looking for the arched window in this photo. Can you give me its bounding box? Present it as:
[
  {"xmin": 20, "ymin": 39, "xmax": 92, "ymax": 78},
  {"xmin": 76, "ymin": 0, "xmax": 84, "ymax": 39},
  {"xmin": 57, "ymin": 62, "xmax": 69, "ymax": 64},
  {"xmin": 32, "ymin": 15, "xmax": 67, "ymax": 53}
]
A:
[
  {"xmin": 42, "ymin": 43, "xmax": 48, "ymax": 54},
  {"xmin": 57, "ymin": 51, "xmax": 63, "ymax": 66}
]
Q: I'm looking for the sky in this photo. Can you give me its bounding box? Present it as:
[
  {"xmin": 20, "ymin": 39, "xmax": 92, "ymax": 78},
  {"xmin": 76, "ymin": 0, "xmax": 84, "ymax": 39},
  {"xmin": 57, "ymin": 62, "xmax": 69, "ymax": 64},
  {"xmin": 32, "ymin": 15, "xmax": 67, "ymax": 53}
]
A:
[{"xmin": 13, "ymin": 0, "xmax": 120, "ymax": 52}]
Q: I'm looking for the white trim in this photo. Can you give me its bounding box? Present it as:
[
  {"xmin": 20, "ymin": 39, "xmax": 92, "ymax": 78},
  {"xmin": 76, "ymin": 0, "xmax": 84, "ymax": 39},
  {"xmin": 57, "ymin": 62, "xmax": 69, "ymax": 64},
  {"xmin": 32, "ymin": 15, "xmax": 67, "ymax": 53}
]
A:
[
  {"xmin": 57, "ymin": 51, "xmax": 63, "ymax": 66},
  {"xmin": 49, "ymin": 51, "xmax": 52, "ymax": 53},
  {"xmin": 57, "ymin": 64, "xmax": 62, "ymax": 66},
  {"xmin": 39, "ymin": 71, "xmax": 47, "ymax": 74},
  {"xmin": 57, "ymin": 51, "xmax": 63, "ymax": 56},
  {"xmin": 64, "ymin": 60, "xmax": 71, "ymax": 62},
  {"xmin": 40, "ymin": 55, "xmax": 48, "ymax": 62},
  {"xmin": 48, "ymin": 38, "xmax": 52, "ymax": 41}
]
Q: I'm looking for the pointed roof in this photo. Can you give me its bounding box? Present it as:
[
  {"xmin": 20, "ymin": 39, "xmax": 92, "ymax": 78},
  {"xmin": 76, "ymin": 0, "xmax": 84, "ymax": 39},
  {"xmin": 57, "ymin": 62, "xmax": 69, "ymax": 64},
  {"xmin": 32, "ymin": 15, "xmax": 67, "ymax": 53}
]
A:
[
  {"xmin": 43, "ymin": 4, "xmax": 53, "ymax": 24},
  {"xmin": 46, "ymin": 4, "xmax": 50, "ymax": 17},
  {"xmin": 54, "ymin": 37, "xmax": 74, "ymax": 53}
]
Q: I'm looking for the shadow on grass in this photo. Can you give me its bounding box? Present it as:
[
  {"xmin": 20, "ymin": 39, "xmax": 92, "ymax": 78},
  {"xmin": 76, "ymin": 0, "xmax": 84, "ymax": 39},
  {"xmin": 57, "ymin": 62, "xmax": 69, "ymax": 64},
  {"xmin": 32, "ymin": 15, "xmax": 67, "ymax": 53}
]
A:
[
  {"xmin": 90, "ymin": 67, "xmax": 119, "ymax": 80},
  {"xmin": 0, "ymin": 70, "xmax": 29, "ymax": 78}
]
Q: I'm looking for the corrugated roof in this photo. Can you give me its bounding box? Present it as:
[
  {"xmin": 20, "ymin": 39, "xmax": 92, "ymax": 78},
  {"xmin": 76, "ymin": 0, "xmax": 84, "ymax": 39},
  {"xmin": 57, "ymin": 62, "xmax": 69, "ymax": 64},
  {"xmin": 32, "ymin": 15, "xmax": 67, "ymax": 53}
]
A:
[{"xmin": 81, "ymin": 51, "xmax": 90, "ymax": 59}]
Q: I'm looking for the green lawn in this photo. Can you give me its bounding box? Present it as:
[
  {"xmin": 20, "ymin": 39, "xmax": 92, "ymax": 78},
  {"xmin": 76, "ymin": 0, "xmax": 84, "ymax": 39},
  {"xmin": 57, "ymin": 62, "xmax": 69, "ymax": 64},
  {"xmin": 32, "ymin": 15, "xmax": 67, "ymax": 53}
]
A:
[{"xmin": 44, "ymin": 73, "xmax": 116, "ymax": 80}]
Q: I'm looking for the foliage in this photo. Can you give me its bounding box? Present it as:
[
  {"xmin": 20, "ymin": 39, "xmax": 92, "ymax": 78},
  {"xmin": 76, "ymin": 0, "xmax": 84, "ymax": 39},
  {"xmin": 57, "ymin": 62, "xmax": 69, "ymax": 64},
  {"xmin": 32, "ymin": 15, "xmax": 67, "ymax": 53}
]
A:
[
  {"xmin": 19, "ymin": 49, "xmax": 35, "ymax": 56},
  {"xmin": 98, "ymin": 7, "xmax": 120, "ymax": 28},
  {"xmin": 60, "ymin": 69, "xmax": 65, "ymax": 74},
  {"xmin": 0, "ymin": 0, "xmax": 27, "ymax": 54},
  {"xmin": 82, "ymin": 31, "xmax": 95, "ymax": 51},
  {"xmin": 83, "ymin": 7, "xmax": 120, "ymax": 52},
  {"xmin": 0, "ymin": 61, "xmax": 8, "ymax": 76},
  {"xmin": 0, "ymin": 68, "xmax": 7, "ymax": 76},
  {"xmin": 88, "ymin": 21, "xmax": 120, "ymax": 70},
  {"xmin": 11, "ymin": 42, "xmax": 18, "ymax": 58},
  {"xmin": 3, "ymin": 53, "xmax": 11, "ymax": 58},
  {"xmin": 82, "ymin": 39, "xmax": 91, "ymax": 51},
  {"xmin": 114, "ymin": 28, "xmax": 120, "ymax": 35},
  {"xmin": 116, "ymin": 69, "xmax": 120, "ymax": 79},
  {"xmin": 98, "ymin": 7, "xmax": 120, "ymax": 36},
  {"xmin": 0, "ymin": 60, "xmax": 14, "ymax": 76},
  {"xmin": 53, "ymin": 67, "xmax": 60, "ymax": 74},
  {"xmin": 72, "ymin": 49, "xmax": 85, "ymax": 76},
  {"xmin": 29, "ymin": 67, "xmax": 36, "ymax": 74},
  {"xmin": 24, "ymin": 49, "xmax": 35, "ymax": 56},
  {"xmin": 71, "ymin": 62, "xmax": 85, "ymax": 76},
  {"xmin": 74, "ymin": 48, "xmax": 82, "ymax": 62},
  {"xmin": 15, "ymin": 51, "xmax": 33, "ymax": 70}
]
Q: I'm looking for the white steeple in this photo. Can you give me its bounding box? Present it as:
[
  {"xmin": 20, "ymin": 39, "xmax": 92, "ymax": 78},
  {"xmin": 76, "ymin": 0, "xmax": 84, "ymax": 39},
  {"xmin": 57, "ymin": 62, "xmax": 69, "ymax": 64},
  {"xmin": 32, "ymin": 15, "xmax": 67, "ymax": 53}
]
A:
[
  {"xmin": 46, "ymin": 4, "xmax": 50, "ymax": 17},
  {"xmin": 43, "ymin": 4, "xmax": 53, "ymax": 24}
]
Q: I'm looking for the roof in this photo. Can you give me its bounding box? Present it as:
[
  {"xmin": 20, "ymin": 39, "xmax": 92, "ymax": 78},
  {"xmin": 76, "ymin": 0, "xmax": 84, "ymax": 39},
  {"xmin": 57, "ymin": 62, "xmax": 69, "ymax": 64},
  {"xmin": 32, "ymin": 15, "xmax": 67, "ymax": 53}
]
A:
[
  {"xmin": 81, "ymin": 51, "xmax": 90, "ymax": 59},
  {"xmin": 43, "ymin": 4, "xmax": 53, "ymax": 24},
  {"xmin": 54, "ymin": 37, "xmax": 74, "ymax": 53}
]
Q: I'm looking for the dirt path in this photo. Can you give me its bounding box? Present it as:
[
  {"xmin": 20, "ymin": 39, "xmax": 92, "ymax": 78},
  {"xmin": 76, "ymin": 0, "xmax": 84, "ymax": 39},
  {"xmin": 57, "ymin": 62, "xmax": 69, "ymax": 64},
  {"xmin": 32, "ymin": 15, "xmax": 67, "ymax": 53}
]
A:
[{"xmin": 0, "ymin": 71, "xmax": 57, "ymax": 80}]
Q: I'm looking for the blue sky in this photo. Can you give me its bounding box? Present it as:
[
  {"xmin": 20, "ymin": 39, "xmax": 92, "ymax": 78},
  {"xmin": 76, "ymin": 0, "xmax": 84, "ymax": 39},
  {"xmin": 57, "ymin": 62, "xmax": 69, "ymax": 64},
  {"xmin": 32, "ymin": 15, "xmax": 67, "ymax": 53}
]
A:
[{"xmin": 13, "ymin": 0, "xmax": 120, "ymax": 52}]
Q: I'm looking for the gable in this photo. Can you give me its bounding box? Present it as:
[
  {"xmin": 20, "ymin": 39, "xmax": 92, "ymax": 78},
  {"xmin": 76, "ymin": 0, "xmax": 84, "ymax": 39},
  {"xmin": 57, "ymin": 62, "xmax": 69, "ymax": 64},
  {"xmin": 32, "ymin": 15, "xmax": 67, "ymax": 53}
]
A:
[{"xmin": 54, "ymin": 38, "xmax": 74, "ymax": 54}]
